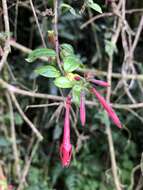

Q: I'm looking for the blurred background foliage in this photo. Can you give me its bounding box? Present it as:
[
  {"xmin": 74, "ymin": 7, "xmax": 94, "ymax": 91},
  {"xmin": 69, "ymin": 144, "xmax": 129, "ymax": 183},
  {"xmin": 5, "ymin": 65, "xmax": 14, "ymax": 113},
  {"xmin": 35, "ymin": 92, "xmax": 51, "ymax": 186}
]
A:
[{"xmin": 0, "ymin": 0, "xmax": 143, "ymax": 189}]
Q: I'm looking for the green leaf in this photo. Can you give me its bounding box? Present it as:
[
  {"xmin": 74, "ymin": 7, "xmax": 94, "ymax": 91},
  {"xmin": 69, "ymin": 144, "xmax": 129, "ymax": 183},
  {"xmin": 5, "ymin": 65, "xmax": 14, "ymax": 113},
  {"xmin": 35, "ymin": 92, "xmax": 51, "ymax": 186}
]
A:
[
  {"xmin": 60, "ymin": 3, "xmax": 76, "ymax": 16},
  {"xmin": 63, "ymin": 56, "xmax": 81, "ymax": 72},
  {"xmin": 26, "ymin": 48, "xmax": 56, "ymax": 62},
  {"xmin": 54, "ymin": 77, "xmax": 74, "ymax": 88},
  {"xmin": 35, "ymin": 65, "xmax": 61, "ymax": 78},
  {"xmin": 61, "ymin": 43, "xmax": 74, "ymax": 55},
  {"xmin": 87, "ymin": 1, "xmax": 102, "ymax": 13},
  {"xmin": 72, "ymin": 85, "xmax": 82, "ymax": 105},
  {"xmin": 60, "ymin": 43, "xmax": 74, "ymax": 59}
]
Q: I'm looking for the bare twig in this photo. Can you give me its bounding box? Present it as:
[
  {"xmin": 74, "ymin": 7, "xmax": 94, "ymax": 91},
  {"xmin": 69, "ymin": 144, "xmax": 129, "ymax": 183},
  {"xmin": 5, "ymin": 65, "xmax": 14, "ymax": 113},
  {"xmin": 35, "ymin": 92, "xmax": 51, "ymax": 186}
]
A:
[
  {"xmin": 26, "ymin": 102, "xmax": 61, "ymax": 110},
  {"xmin": 53, "ymin": 0, "xmax": 63, "ymax": 74},
  {"xmin": 14, "ymin": 0, "xmax": 19, "ymax": 40},
  {"xmin": 131, "ymin": 16, "xmax": 143, "ymax": 55},
  {"xmin": 81, "ymin": 9, "xmax": 143, "ymax": 29},
  {"xmin": 129, "ymin": 164, "xmax": 141, "ymax": 190},
  {"xmin": 17, "ymin": 140, "xmax": 40, "ymax": 190},
  {"xmin": 105, "ymin": 2, "xmax": 122, "ymax": 189},
  {"xmin": 9, "ymin": 91, "xmax": 43, "ymax": 141},
  {"xmin": 29, "ymin": 0, "xmax": 46, "ymax": 47},
  {"xmin": 5, "ymin": 92, "xmax": 21, "ymax": 180},
  {"xmin": 0, "ymin": 0, "xmax": 11, "ymax": 71},
  {"xmin": 1, "ymin": 78, "xmax": 143, "ymax": 109}
]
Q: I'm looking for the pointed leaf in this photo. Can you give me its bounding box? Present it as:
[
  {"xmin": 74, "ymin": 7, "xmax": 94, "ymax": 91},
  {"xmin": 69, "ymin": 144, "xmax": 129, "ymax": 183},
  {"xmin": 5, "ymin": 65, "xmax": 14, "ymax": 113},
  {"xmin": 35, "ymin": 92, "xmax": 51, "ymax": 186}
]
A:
[
  {"xmin": 54, "ymin": 77, "xmax": 74, "ymax": 88},
  {"xmin": 26, "ymin": 48, "xmax": 56, "ymax": 62},
  {"xmin": 61, "ymin": 43, "xmax": 74, "ymax": 54},
  {"xmin": 87, "ymin": 1, "xmax": 102, "ymax": 13},
  {"xmin": 35, "ymin": 65, "xmax": 61, "ymax": 78},
  {"xmin": 60, "ymin": 3, "xmax": 76, "ymax": 16},
  {"xmin": 63, "ymin": 56, "xmax": 81, "ymax": 72}
]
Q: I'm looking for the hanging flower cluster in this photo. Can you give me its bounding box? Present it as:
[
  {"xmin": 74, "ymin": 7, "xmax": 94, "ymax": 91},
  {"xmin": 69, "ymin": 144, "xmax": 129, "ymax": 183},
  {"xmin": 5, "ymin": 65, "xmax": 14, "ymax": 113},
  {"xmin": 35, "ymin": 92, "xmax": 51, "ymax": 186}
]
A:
[
  {"xmin": 59, "ymin": 76, "xmax": 122, "ymax": 167},
  {"xmin": 27, "ymin": 43, "xmax": 122, "ymax": 167}
]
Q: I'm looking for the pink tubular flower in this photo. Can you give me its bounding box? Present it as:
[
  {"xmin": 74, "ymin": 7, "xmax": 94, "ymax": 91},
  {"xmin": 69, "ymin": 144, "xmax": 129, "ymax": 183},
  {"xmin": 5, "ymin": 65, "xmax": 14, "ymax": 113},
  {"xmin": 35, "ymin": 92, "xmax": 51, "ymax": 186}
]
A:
[
  {"xmin": 89, "ymin": 79, "xmax": 110, "ymax": 87},
  {"xmin": 80, "ymin": 92, "xmax": 86, "ymax": 126},
  {"xmin": 91, "ymin": 88, "xmax": 122, "ymax": 128},
  {"xmin": 60, "ymin": 96, "xmax": 72, "ymax": 167}
]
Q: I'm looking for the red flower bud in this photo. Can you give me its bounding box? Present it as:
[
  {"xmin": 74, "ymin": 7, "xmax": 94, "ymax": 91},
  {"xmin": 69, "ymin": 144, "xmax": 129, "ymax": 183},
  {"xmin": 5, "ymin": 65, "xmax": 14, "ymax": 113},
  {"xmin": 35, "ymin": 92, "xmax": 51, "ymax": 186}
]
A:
[
  {"xmin": 91, "ymin": 88, "xmax": 122, "ymax": 128},
  {"xmin": 80, "ymin": 92, "xmax": 86, "ymax": 126},
  {"xmin": 60, "ymin": 96, "xmax": 72, "ymax": 167},
  {"xmin": 74, "ymin": 76, "xmax": 81, "ymax": 81}
]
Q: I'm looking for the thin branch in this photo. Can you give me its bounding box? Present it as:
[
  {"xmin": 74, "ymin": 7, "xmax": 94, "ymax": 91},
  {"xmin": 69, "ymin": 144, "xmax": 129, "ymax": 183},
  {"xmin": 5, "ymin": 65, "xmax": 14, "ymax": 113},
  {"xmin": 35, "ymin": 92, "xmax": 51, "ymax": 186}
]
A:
[
  {"xmin": 17, "ymin": 140, "xmax": 40, "ymax": 190},
  {"xmin": 129, "ymin": 164, "xmax": 141, "ymax": 190},
  {"xmin": 29, "ymin": 0, "xmax": 46, "ymax": 47},
  {"xmin": 53, "ymin": 0, "xmax": 63, "ymax": 74},
  {"xmin": 105, "ymin": 2, "xmax": 122, "ymax": 189},
  {"xmin": 131, "ymin": 16, "xmax": 143, "ymax": 54},
  {"xmin": 1, "ymin": 78, "xmax": 143, "ymax": 109},
  {"xmin": 9, "ymin": 91, "xmax": 43, "ymax": 141},
  {"xmin": 81, "ymin": 9, "xmax": 143, "ymax": 29},
  {"xmin": 0, "ymin": 0, "xmax": 11, "ymax": 71},
  {"xmin": 26, "ymin": 102, "xmax": 61, "ymax": 110},
  {"xmin": 5, "ymin": 92, "xmax": 21, "ymax": 180}
]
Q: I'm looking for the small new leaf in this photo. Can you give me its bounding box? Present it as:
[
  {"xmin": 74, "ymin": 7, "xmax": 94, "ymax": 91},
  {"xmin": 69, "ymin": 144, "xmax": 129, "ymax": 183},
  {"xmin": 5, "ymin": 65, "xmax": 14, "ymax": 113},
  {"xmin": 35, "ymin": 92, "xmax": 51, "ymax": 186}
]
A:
[
  {"xmin": 35, "ymin": 65, "xmax": 61, "ymax": 78},
  {"xmin": 60, "ymin": 3, "xmax": 76, "ymax": 16},
  {"xmin": 87, "ymin": 0, "xmax": 102, "ymax": 13},
  {"xmin": 63, "ymin": 56, "xmax": 81, "ymax": 72},
  {"xmin": 54, "ymin": 77, "xmax": 74, "ymax": 88},
  {"xmin": 26, "ymin": 48, "xmax": 56, "ymax": 62}
]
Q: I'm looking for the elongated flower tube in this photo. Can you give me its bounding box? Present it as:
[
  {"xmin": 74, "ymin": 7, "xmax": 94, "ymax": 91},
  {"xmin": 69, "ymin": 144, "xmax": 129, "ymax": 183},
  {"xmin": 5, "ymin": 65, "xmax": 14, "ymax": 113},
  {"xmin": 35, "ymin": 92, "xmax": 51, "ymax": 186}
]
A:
[
  {"xmin": 60, "ymin": 96, "xmax": 72, "ymax": 167},
  {"xmin": 89, "ymin": 79, "xmax": 110, "ymax": 87},
  {"xmin": 80, "ymin": 92, "xmax": 86, "ymax": 126},
  {"xmin": 91, "ymin": 88, "xmax": 122, "ymax": 128}
]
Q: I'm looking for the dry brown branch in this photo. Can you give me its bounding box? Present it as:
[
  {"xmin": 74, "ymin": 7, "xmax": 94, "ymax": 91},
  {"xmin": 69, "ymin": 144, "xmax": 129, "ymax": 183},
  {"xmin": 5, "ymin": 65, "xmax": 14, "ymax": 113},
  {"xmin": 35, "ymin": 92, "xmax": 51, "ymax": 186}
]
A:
[
  {"xmin": 1, "ymin": 78, "xmax": 143, "ymax": 109},
  {"xmin": 53, "ymin": 0, "xmax": 63, "ymax": 75},
  {"xmin": 29, "ymin": 0, "xmax": 46, "ymax": 47},
  {"xmin": 17, "ymin": 140, "xmax": 40, "ymax": 190},
  {"xmin": 81, "ymin": 9, "xmax": 143, "ymax": 29},
  {"xmin": 0, "ymin": 0, "xmax": 11, "ymax": 71},
  {"xmin": 9, "ymin": 91, "xmax": 43, "ymax": 141},
  {"xmin": 26, "ymin": 102, "xmax": 61, "ymax": 109},
  {"xmin": 131, "ymin": 16, "xmax": 143, "ymax": 54},
  {"xmin": 105, "ymin": 1, "xmax": 122, "ymax": 189},
  {"xmin": 5, "ymin": 92, "xmax": 21, "ymax": 180}
]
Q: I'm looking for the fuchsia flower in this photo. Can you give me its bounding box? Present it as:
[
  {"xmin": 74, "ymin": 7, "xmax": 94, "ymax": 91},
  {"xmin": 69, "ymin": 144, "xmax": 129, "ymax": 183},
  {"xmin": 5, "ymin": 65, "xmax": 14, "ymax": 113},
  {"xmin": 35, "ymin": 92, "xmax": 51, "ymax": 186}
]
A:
[
  {"xmin": 80, "ymin": 92, "xmax": 86, "ymax": 126},
  {"xmin": 89, "ymin": 79, "xmax": 110, "ymax": 87},
  {"xmin": 91, "ymin": 88, "xmax": 122, "ymax": 128},
  {"xmin": 60, "ymin": 96, "xmax": 72, "ymax": 167}
]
